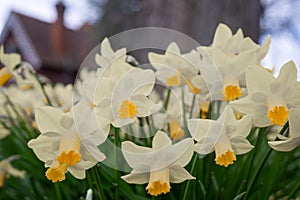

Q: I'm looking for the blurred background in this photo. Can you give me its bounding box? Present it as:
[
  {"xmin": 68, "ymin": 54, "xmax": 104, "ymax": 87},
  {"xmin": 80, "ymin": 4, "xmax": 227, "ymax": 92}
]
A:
[{"xmin": 0, "ymin": 0, "xmax": 299, "ymax": 83}]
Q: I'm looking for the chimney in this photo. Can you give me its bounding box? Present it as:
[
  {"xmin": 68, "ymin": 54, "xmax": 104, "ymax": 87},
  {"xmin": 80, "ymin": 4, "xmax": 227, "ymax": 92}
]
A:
[{"xmin": 52, "ymin": 1, "xmax": 66, "ymax": 55}]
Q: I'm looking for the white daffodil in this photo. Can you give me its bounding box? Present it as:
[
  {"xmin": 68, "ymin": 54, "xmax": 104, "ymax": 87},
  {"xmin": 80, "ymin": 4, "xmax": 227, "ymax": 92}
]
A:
[
  {"xmin": 148, "ymin": 43, "xmax": 201, "ymax": 94},
  {"xmin": 95, "ymin": 37, "xmax": 126, "ymax": 68},
  {"xmin": 201, "ymin": 47, "xmax": 257, "ymax": 101},
  {"xmin": 0, "ymin": 155, "xmax": 25, "ymax": 187},
  {"xmin": 230, "ymin": 61, "xmax": 300, "ymax": 127},
  {"xmin": 211, "ymin": 23, "xmax": 270, "ymax": 64},
  {"xmin": 268, "ymin": 109, "xmax": 300, "ymax": 151},
  {"xmin": 188, "ymin": 106, "xmax": 253, "ymax": 167},
  {"xmin": 121, "ymin": 130, "xmax": 194, "ymax": 196},
  {"xmin": 94, "ymin": 65, "xmax": 157, "ymax": 135},
  {"xmin": 28, "ymin": 101, "xmax": 106, "ymax": 182},
  {"xmin": 0, "ymin": 46, "xmax": 21, "ymax": 86}
]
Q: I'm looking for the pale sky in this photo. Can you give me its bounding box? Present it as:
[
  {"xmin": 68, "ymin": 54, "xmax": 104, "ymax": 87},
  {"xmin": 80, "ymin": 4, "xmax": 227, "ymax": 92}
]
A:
[
  {"xmin": 0, "ymin": 0, "xmax": 299, "ymax": 78},
  {"xmin": 0, "ymin": 0, "xmax": 97, "ymax": 31}
]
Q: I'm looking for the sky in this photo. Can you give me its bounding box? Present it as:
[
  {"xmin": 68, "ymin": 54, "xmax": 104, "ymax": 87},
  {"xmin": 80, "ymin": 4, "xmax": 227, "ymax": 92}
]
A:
[
  {"xmin": 0, "ymin": 0, "xmax": 97, "ymax": 30},
  {"xmin": 0, "ymin": 0, "xmax": 299, "ymax": 78}
]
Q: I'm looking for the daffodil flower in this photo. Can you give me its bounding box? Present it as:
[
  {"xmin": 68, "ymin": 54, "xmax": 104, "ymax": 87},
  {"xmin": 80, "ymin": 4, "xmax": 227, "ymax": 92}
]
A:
[
  {"xmin": 0, "ymin": 155, "xmax": 25, "ymax": 187},
  {"xmin": 148, "ymin": 43, "xmax": 200, "ymax": 94},
  {"xmin": 95, "ymin": 37, "xmax": 126, "ymax": 68},
  {"xmin": 230, "ymin": 61, "xmax": 300, "ymax": 127},
  {"xmin": 188, "ymin": 106, "xmax": 253, "ymax": 167},
  {"xmin": 28, "ymin": 101, "xmax": 106, "ymax": 182},
  {"xmin": 121, "ymin": 131, "xmax": 194, "ymax": 196},
  {"xmin": 268, "ymin": 109, "xmax": 300, "ymax": 151},
  {"xmin": 201, "ymin": 47, "xmax": 257, "ymax": 101},
  {"xmin": 0, "ymin": 46, "xmax": 21, "ymax": 86},
  {"xmin": 211, "ymin": 23, "xmax": 270, "ymax": 64},
  {"xmin": 94, "ymin": 66, "xmax": 157, "ymax": 133}
]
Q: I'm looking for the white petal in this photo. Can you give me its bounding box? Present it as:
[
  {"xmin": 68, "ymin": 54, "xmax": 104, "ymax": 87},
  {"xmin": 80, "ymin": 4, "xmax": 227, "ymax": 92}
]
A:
[
  {"xmin": 171, "ymin": 138, "xmax": 194, "ymax": 167},
  {"xmin": 121, "ymin": 171, "xmax": 149, "ymax": 184},
  {"xmin": 132, "ymin": 94, "xmax": 156, "ymax": 117},
  {"xmin": 277, "ymin": 61, "xmax": 298, "ymax": 95},
  {"xmin": 27, "ymin": 132, "xmax": 61, "ymax": 162},
  {"xmin": 152, "ymin": 131, "xmax": 172, "ymax": 150},
  {"xmin": 257, "ymin": 35, "xmax": 271, "ymax": 62},
  {"xmin": 231, "ymin": 136, "xmax": 254, "ymax": 155},
  {"xmin": 229, "ymin": 115, "xmax": 252, "ymax": 138},
  {"xmin": 246, "ymin": 65, "xmax": 274, "ymax": 94},
  {"xmin": 121, "ymin": 141, "xmax": 153, "ymax": 169},
  {"xmin": 194, "ymin": 137, "xmax": 215, "ymax": 155},
  {"xmin": 289, "ymin": 109, "xmax": 300, "ymax": 138},
  {"xmin": 231, "ymin": 50, "xmax": 257, "ymax": 74},
  {"xmin": 268, "ymin": 137, "xmax": 300, "ymax": 152},
  {"xmin": 68, "ymin": 166, "xmax": 86, "ymax": 179},
  {"xmin": 187, "ymin": 119, "xmax": 213, "ymax": 141},
  {"xmin": 212, "ymin": 23, "xmax": 232, "ymax": 49},
  {"xmin": 35, "ymin": 106, "xmax": 65, "ymax": 133},
  {"xmin": 169, "ymin": 165, "xmax": 195, "ymax": 183}
]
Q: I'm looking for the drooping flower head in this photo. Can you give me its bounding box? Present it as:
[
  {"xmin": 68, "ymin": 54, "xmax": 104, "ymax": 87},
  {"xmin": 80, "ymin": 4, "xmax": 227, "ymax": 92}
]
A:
[
  {"xmin": 268, "ymin": 108, "xmax": 300, "ymax": 151},
  {"xmin": 188, "ymin": 106, "xmax": 253, "ymax": 167},
  {"xmin": 28, "ymin": 101, "xmax": 106, "ymax": 182},
  {"xmin": 121, "ymin": 131, "xmax": 194, "ymax": 196},
  {"xmin": 230, "ymin": 61, "xmax": 300, "ymax": 127}
]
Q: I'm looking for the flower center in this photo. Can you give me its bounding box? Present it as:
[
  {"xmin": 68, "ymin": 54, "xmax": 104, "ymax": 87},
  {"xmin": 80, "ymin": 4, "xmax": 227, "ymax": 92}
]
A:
[
  {"xmin": 146, "ymin": 168, "xmax": 171, "ymax": 196},
  {"xmin": 57, "ymin": 150, "xmax": 81, "ymax": 166},
  {"xmin": 118, "ymin": 100, "xmax": 138, "ymax": 119},
  {"xmin": 0, "ymin": 67, "xmax": 12, "ymax": 86},
  {"xmin": 169, "ymin": 121, "xmax": 184, "ymax": 140},
  {"xmin": 166, "ymin": 75, "xmax": 180, "ymax": 87},
  {"xmin": 214, "ymin": 133, "xmax": 236, "ymax": 167},
  {"xmin": 224, "ymin": 85, "xmax": 242, "ymax": 101},
  {"xmin": 56, "ymin": 132, "xmax": 81, "ymax": 166},
  {"xmin": 45, "ymin": 163, "xmax": 68, "ymax": 183},
  {"xmin": 186, "ymin": 80, "xmax": 200, "ymax": 94},
  {"xmin": 215, "ymin": 150, "xmax": 236, "ymax": 167},
  {"xmin": 267, "ymin": 105, "xmax": 290, "ymax": 126}
]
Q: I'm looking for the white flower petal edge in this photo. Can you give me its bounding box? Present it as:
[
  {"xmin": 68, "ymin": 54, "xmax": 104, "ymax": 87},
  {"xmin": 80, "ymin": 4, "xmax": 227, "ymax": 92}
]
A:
[
  {"xmin": 188, "ymin": 106, "xmax": 253, "ymax": 167},
  {"xmin": 268, "ymin": 109, "xmax": 300, "ymax": 151},
  {"xmin": 121, "ymin": 131, "xmax": 194, "ymax": 196}
]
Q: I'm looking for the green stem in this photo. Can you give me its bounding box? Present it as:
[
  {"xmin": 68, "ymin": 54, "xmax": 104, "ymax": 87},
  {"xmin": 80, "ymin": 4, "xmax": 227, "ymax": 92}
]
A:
[
  {"xmin": 34, "ymin": 73, "xmax": 53, "ymax": 106},
  {"xmin": 163, "ymin": 88, "xmax": 171, "ymax": 111},
  {"xmin": 182, "ymin": 154, "xmax": 198, "ymax": 200},
  {"xmin": 288, "ymin": 179, "xmax": 300, "ymax": 199},
  {"xmin": 189, "ymin": 94, "xmax": 196, "ymax": 119},
  {"xmin": 54, "ymin": 183, "xmax": 62, "ymax": 200},
  {"xmin": 244, "ymin": 123, "xmax": 289, "ymax": 200},
  {"xmin": 113, "ymin": 127, "xmax": 120, "ymax": 200},
  {"xmin": 94, "ymin": 167, "xmax": 104, "ymax": 200}
]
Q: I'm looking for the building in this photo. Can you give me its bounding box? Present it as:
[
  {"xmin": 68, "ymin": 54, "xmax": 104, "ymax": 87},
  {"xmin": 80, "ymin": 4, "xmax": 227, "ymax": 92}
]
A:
[{"xmin": 0, "ymin": 2, "xmax": 97, "ymax": 83}]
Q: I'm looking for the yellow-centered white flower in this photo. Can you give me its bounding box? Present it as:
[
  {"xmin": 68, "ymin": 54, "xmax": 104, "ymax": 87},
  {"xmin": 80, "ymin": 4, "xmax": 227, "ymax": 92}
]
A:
[
  {"xmin": 121, "ymin": 131, "xmax": 194, "ymax": 196},
  {"xmin": 200, "ymin": 47, "xmax": 257, "ymax": 101},
  {"xmin": 211, "ymin": 23, "xmax": 270, "ymax": 64},
  {"xmin": 188, "ymin": 106, "xmax": 253, "ymax": 167},
  {"xmin": 0, "ymin": 46, "xmax": 21, "ymax": 86},
  {"xmin": 230, "ymin": 61, "xmax": 300, "ymax": 127},
  {"xmin": 28, "ymin": 101, "xmax": 106, "ymax": 182},
  {"xmin": 94, "ymin": 65, "xmax": 157, "ymax": 134},
  {"xmin": 268, "ymin": 109, "xmax": 300, "ymax": 151},
  {"xmin": 148, "ymin": 43, "xmax": 201, "ymax": 94}
]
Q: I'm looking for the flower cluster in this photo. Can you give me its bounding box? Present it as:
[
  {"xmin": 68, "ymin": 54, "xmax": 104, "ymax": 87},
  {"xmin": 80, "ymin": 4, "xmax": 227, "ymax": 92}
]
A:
[{"xmin": 0, "ymin": 24, "xmax": 299, "ymax": 199}]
